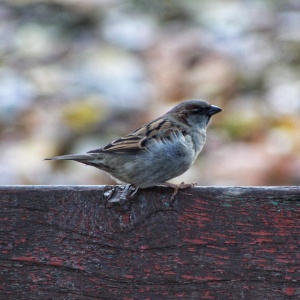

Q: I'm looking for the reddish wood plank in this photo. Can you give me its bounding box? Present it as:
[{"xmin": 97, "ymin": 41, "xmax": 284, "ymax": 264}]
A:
[{"xmin": 0, "ymin": 186, "xmax": 300, "ymax": 299}]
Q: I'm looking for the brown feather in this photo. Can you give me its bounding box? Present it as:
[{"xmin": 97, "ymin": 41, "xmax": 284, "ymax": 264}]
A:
[{"xmin": 88, "ymin": 118, "xmax": 187, "ymax": 154}]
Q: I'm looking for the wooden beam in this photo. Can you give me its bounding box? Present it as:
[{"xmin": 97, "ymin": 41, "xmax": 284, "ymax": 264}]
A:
[{"xmin": 0, "ymin": 186, "xmax": 299, "ymax": 299}]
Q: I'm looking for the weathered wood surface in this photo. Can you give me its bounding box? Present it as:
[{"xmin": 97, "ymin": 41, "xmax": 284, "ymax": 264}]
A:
[{"xmin": 0, "ymin": 185, "xmax": 300, "ymax": 299}]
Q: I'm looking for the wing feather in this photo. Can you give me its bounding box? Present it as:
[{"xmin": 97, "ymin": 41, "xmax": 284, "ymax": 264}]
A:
[{"xmin": 88, "ymin": 118, "xmax": 187, "ymax": 154}]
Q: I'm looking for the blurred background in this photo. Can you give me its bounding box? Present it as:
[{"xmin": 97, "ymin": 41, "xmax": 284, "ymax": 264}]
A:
[{"xmin": 1, "ymin": 0, "xmax": 300, "ymax": 186}]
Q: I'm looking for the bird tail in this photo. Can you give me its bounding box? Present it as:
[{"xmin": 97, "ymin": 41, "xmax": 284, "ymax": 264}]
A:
[{"xmin": 44, "ymin": 154, "xmax": 94, "ymax": 161}]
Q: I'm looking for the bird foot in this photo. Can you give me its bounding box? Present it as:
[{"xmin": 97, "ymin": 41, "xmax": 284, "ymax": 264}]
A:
[{"xmin": 161, "ymin": 182, "xmax": 197, "ymax": 202}]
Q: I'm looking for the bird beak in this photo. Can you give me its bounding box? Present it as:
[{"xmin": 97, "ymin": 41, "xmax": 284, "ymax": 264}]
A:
[{"xmin": 208, "ymin": 105, "xmax": 222, "ymax": 116}]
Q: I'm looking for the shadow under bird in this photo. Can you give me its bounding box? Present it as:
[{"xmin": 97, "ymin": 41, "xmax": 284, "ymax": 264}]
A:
[{"xmin": 46, "ymin": 99, "xmax": 222, "ymax": 199}]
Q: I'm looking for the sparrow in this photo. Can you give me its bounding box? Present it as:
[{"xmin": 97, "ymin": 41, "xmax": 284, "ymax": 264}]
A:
[{"xmin": 46, "ymin": 99, "xmax": 222, "ymax": 200}]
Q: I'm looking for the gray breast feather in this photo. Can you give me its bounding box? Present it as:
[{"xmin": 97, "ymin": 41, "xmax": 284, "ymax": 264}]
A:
[{"xmin": 106, "ymin": 131, "xmax": 197, "ymax": 188}]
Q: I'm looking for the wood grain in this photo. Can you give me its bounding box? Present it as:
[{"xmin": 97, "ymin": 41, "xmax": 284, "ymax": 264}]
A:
[{"xmin": 0, "ymin": 186, "xmax": 299, "ymax": 299}]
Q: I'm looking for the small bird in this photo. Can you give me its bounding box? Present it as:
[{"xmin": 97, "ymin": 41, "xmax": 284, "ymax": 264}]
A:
[{"xmin": 46, "ymin": 99, "xmax": 222, "ymax": 199}]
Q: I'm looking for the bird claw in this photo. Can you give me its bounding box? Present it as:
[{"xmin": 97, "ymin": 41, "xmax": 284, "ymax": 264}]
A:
[
  {"xmin": 161, "ymin": 182, "xmax": 197, "ymax": 202},
  {"xmin": 179, "ymin": 181, "xmax": 197, "ymax": 188}
]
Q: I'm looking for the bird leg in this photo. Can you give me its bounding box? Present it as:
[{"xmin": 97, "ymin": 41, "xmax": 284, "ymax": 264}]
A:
[{"xmin": 161, "ymin": 182, "xmax": 197, "ymax": 202}]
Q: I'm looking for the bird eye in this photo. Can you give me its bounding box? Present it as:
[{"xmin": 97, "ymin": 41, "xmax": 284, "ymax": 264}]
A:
[
  {"xmin": 190, "ymin": 107, "xmax": 204, "ymax": 114},
  {"xmin": 197, "ymin": 108, "xmax": 204, "ymax": 112}
]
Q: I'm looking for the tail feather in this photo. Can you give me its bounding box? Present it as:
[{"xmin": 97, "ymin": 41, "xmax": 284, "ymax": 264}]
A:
[{"xmin": 45, "ymin": 154, "xmax": 94, "ymax": 161}]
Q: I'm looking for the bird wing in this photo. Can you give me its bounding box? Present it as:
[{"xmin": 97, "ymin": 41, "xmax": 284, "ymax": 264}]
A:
[{"xmin": 87, "ymin": 118, "xmax": 187, "ymax": 154}]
